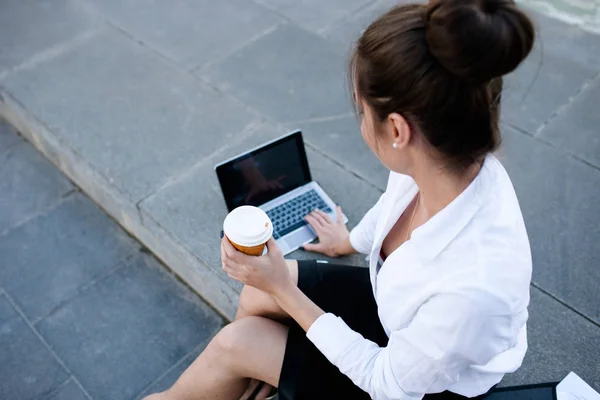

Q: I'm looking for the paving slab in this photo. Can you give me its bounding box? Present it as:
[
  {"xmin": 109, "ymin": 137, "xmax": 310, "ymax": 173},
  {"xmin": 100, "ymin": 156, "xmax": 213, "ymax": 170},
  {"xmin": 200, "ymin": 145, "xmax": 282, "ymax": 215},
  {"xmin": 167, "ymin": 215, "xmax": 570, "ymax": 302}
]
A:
[
  {"xmin": 502, "ymin": 288, "xmax": 600, "ymax": 390},
  {"xmin": 498, "ymin": 125, "xmax": 600, "ymax": 324},
  {"xmin": 141, "ymin": 121, "xmax": 381, "ymax": 292},
  {"xmin": 1, "ymin": 27, "xmax": 260, "ymax": 202},
  {"xmin": 36, "ymin": 252, "xmax": 223, "ymax": 400},
  {"xmin": 47, "ymin": 379, "xmax": 89, "ymax": 400},
  {"xmin": 0, "ymin": 0, "xmax": 96, "ymax": 73},
  {"xmin": 538, "ymin": 76, "xmax": 600, "ymax": 169},
  {"xmin": 0, "ymin": 142, "xmax": 73, "ymax": 233},
  {"xmin": 518, "ymin": 0, "xmax": 600, "ymax": 34},
  {"xmin": 287, "ymin": 115, "xmax": 389, "ymax": 191},
  {"xmin": 525, "ymin": 11, "xmax": 600, "ymax": 67},
  {"xmin": 0, "ymin": 129, "xmax": 225, "ymax": 399},
  {"xmin": 0, "ymin": 92, "xmax": 243, "ymax": 322},
  {"xmin": 253, "ymin": 0, "xmax": 373, "ymax": 33},
  {"xmin": 503, "ymin": 11, "xmax": 600, "ymax": 134},
  {"xmin": 0, "ymin": 119, "xmax": 21, "ymax": 152},
  {"xmin": 201, "ymin": 23, "xmax": 351, "ymax": 124},
  {"xmin": 83, "ymin": 0, "xmax": 282, "ymax": 70},
  {"xmin": 135, "ymin": 341, "xmax": 207, "ymax": 399},
  {"xmin": 0, "ymin": 194, "xmax": 138, "ymax": 322},
  {"xmin": 322, "ymin": 0, "xmax": 411, "ymax": 46},
  {"xmin": 0, "ymin": 294, "xmax": 69, "ymax": 400}
]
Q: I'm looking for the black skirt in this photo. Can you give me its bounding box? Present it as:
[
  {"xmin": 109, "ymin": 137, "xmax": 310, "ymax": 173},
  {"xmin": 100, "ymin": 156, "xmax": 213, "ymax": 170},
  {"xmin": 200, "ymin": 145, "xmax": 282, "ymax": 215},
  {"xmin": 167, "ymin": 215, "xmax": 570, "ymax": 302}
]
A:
[{"xmin": 278, "ymin": 260, "xmax": 492, "ymax": 400}]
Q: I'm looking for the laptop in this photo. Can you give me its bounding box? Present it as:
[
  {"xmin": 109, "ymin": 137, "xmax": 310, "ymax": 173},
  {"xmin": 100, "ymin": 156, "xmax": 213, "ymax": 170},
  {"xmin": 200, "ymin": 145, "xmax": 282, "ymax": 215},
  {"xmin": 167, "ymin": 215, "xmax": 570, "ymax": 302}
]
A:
[
  {"xmin": 215, "ymin": 130, "xmax": 346, "ymax": 255},
  {"xmin": 483, "ymin": 382, "xmax": 558, "ymax": 400}
]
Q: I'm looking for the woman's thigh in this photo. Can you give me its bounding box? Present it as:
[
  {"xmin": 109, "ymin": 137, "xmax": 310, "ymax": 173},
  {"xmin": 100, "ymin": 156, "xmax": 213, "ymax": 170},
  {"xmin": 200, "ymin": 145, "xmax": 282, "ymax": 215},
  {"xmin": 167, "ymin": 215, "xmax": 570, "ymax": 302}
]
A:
[{"xmin": 236, "ymin": 259, "xmax": 298, "ymax": 320}]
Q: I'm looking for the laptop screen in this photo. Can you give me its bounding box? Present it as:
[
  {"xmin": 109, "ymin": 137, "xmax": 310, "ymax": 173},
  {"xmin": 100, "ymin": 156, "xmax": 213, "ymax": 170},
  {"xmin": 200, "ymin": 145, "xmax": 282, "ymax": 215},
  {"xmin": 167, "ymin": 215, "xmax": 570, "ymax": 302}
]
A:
[{"xmin": 215, "ymin": 130, "xmax": 312, "ymax": 211}]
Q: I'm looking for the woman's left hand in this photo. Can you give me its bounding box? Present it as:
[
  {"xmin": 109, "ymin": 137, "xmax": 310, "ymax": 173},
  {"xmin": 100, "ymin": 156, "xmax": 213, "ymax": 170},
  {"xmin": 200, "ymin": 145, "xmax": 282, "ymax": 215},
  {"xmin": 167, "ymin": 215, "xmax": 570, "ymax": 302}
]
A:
[{"xmin": 221, "ymin": 236, "xmax": 293, "ymax": 296}]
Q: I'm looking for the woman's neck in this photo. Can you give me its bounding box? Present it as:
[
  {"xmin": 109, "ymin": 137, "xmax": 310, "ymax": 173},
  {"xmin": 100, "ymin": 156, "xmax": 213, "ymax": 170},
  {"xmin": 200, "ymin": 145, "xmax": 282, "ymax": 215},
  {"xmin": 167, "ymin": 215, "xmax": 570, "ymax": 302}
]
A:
[{"xmin": 411, "ymin": 160, "xmax": 481, "ymax": 221}]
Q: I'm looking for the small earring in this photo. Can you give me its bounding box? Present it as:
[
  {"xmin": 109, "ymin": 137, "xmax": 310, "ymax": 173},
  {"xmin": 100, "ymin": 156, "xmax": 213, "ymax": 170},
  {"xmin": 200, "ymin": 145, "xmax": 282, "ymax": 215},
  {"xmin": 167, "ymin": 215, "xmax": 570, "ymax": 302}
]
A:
[{"xmin": 392, "ymin": 142, "xmax": 398, "ymax": 149}]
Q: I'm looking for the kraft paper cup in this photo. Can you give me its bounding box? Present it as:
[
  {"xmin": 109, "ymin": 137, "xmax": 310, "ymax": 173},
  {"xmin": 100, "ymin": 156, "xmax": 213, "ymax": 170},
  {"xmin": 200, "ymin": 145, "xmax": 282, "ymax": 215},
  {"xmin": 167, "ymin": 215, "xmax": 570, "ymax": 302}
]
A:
[{"xmin": 223, "ymin": 206, "xmax": 273, "ymax": 256}]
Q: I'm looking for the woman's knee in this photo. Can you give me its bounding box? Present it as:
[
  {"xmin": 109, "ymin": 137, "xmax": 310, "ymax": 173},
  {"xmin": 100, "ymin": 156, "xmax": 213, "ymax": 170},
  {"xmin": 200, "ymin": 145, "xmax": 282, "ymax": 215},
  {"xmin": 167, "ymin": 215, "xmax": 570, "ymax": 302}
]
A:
[
  {"xmin": 212, "ymin": 317, "xmax": 263, "ymax": 359},
  {"xmin": 210, "ymin": 317, "xmax": 288, "ymax": 382},
  {"xmin": 236, "ymin": 260, "xmax": 299, "ymax": 320}
]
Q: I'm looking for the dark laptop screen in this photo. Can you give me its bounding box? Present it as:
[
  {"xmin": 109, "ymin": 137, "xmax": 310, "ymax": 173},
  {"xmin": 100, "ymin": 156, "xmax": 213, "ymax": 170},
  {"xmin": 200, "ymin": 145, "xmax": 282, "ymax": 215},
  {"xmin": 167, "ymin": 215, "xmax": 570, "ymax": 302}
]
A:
[{"xmin": 215, "ymin": 131, "xmax": 312, "ymax": 211}]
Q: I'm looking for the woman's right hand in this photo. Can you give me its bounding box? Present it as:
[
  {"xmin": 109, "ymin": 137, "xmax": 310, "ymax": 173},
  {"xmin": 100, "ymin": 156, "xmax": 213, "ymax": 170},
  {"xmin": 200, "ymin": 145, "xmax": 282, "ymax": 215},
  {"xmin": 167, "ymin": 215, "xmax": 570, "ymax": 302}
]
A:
[{"xmin": 303, "ymin": 206, "xmax": 354, "ymax": 257}]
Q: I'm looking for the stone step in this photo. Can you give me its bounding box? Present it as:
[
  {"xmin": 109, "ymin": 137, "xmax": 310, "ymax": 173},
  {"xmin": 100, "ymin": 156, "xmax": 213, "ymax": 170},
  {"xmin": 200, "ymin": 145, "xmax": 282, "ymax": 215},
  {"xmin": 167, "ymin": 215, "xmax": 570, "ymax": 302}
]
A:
[{"xmin": 0, "ymin": 92, "xmax": 238, "ymax": 319}]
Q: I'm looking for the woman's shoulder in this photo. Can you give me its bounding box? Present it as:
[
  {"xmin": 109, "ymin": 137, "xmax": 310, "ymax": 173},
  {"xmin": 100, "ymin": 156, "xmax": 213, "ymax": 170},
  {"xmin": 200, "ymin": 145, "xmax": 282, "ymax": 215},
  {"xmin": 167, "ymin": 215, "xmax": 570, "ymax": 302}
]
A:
[
  {"xmin": 468, "ymin": 155, "xmax": 531, "ymax": 258},
  {"xmin": 437, "ymin": 231, "xmax": 532, "ymax": 314},
  {"xmin": 438, "ymin": 181, "xmax": 532, "ymax": 313}
]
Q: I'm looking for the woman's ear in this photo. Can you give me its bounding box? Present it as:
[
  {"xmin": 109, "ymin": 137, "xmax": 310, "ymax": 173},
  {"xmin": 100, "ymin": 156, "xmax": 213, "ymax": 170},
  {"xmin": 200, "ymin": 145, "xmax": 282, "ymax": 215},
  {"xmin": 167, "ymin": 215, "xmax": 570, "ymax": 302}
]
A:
[{"xmin": 388, "ymin": 113, "xmax": 411, "ymax": 150}]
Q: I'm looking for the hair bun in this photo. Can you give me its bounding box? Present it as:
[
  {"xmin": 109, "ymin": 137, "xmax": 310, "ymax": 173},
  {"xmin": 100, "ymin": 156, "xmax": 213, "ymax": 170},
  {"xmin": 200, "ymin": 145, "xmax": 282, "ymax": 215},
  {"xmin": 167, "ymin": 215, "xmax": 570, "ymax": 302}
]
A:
[{"xmin": 425, "ymin": 0, "xmax": 535, "ymax": 84}]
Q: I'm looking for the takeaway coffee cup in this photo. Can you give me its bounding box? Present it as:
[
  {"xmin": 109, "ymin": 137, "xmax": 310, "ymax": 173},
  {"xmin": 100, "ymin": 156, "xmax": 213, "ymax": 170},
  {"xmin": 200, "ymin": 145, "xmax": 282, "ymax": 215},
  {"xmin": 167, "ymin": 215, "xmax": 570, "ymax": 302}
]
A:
[{"xmin": 223, "ymin": 206, "xmax": 273, "ymax": 256}]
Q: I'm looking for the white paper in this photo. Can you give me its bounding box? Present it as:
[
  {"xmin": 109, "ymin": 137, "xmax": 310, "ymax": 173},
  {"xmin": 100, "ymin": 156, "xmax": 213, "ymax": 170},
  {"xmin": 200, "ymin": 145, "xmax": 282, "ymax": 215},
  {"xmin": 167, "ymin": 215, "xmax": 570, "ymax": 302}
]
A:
[{"xmin": 557, "ymin": 372, "xmax": 600, "ymax": 400}]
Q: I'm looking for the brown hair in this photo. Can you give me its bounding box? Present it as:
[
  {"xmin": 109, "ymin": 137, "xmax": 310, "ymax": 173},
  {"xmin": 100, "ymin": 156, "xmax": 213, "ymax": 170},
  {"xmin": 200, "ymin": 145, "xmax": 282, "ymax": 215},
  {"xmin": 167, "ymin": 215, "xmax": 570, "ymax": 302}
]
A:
[{"xmin": 351, "ymin": 0, "xmax": 535, "ymax": 171}]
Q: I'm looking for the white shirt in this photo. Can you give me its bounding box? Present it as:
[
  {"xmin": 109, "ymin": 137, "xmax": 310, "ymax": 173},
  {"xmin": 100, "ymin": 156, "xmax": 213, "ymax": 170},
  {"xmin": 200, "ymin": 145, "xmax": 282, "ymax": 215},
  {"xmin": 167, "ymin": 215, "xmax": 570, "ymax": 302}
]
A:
[{"xmin": 306, "ymin": 155, "xmax": 532, "ymax": 400}]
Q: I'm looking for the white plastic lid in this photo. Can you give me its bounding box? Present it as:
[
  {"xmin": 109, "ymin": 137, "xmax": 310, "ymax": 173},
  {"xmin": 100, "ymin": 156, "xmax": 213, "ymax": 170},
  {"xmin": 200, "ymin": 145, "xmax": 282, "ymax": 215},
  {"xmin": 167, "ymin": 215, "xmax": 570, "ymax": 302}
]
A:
[{"xmin": 223, "ymin": 206, "xmax": 273, "ymax": 247}]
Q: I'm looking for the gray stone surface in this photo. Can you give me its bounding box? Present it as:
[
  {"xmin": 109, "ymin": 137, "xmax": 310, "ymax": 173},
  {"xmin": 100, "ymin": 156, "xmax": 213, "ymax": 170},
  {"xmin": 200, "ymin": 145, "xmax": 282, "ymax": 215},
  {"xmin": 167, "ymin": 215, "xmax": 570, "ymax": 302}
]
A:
[
  {"xmin": 47, "ymin": 379, "xmax": 89, "ymax": 400},
  {"xmin": 0, "ymin": 142, "xmax": 73, "ymax": 233},
  {"xmin": 36, "ymin": 252, "xmax": 223, "ymax": 400},
  {"xmin": 1, "ymin": 86, "xmax": 243, "ymax": 320},
  {"xmin": 0, "ymin": 194, "xmax": 138, "ymax": 322},
  {"xmin": 503, "ymin": 50, "xmax": 597, "ymax": 135},
  {"xmin": 287, "ymin": 115, "xmax": 389, "ymax": 191},
  {"xmin": 253, "ymin": 0, "xmax": 372, "ymax": 32},
  {"xmin": 202, "ymin": 23, "xmax": 350, "ymax": 124},
  {"xmin": 503, "ymin": 12, "xmax": 600, "ymax": 134},
  {"xmin": 322, "ymin": 0, "xmax": 409, "ymax": 46},
  {"xmin": 0, "ymin": 0, "xmax": 95, "ymax": 73},
  {"xmin": 135, "ymin": 341, "xmax": 207, "ymax": 399},
  {"xmin": 502, "ymin": 288, "xmax": 600, "ymax": 390},
  {"xmin": 499, "ymin": 126, "xmax": 600, "ymax": 323},
  {"xmin": 0, "ymin": 131, "xmax": 225, "ymax": 398},
  {"xmin": 0, "ymin": 294, "xmax": 69, "ymax": 400},
  {"xmin": 1, "ymin": 28, "xmax": 260, "ymax": 201},
  {"xmin": 0, "ymin": 119, "xmax": 21, "ymax": 152},
  {"xmin": 84, "ymin": 0, "xmax": 282, "ymax": 70},
  {"xmin": 528, "ymin": 11, "xmax": 600, "ymax": 68},
  {"xmin": 539, "ymin": 76, "xmax": 600, "ymax": 168}
]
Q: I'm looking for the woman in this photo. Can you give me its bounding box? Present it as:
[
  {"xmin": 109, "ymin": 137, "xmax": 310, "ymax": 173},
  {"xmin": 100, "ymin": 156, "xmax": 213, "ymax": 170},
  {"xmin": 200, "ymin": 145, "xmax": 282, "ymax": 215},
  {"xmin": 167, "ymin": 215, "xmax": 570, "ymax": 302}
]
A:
[{"xmin": 145, "ymin": 0, "xmax": 535, "ymax": 399}]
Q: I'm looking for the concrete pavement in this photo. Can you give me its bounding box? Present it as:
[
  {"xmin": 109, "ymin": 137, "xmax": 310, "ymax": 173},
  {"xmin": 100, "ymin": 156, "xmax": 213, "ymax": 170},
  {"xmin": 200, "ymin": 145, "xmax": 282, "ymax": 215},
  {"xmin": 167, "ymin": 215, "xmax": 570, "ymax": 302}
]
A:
[{"xmin": 0, "ymin": 120, "xmax": 223, "ymax": 400}]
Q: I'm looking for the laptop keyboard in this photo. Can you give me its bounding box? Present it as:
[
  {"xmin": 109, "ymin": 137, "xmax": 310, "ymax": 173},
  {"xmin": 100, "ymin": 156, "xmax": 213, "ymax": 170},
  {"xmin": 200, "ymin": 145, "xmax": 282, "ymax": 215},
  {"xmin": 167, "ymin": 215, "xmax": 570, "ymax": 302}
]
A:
[{"xmin": 266, "ymin": 189, "xmax": 332, "ymax": 239}]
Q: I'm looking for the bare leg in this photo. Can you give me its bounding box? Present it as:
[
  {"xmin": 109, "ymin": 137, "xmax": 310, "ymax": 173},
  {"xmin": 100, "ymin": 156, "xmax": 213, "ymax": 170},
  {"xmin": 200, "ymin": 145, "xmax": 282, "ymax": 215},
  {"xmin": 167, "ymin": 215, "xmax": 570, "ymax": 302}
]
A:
[
  {"xmin": 146, "ymin": 261, "xmax": 299, "ymax": 400},
  {"xmin": 143, "ymin": 316, "xmax": 288, "ymax": 400},
  {"xmin": 235, "ymin": 260, "xmax": 299, "ymax": 399},
  {"xmin": 236, "ymin": 260, "xmax": 299, "ymax": 321}
]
